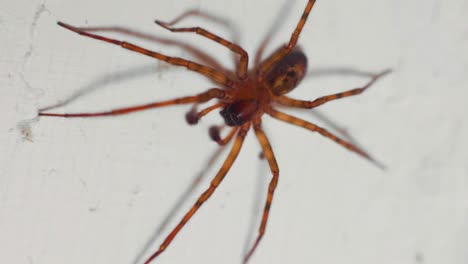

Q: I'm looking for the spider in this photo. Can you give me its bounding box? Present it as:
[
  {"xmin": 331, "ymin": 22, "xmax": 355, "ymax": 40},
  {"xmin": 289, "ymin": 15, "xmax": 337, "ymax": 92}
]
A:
[{"xmin": 39, "ymin": 0, "xmax": 391, "ymax": 263}]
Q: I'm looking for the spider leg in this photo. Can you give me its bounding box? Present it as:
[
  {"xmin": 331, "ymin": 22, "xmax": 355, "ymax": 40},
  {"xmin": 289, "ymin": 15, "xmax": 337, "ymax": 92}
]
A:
[
  {"xmin": 38, "ymin": 88, "xmax": 225, "ymax": 118},
  {"xmin": 155, "ymin": 20, "xmax": 248, "ymax": 80},
  {"xmin": 154, "ymin": 9, "xmax": 241, "ymax": 67},
  {"xmin": 259, "ymin": 0, "xmax": 317, "ymax": 77},
  {"xmin": 243, "ymin": 119, "xmax": 279, "ymax": 263},
  {"xmin": 144, "ymin": 123, "xmax": 250, "ymax": 264},
  {"xmin": 197, "ymin": 103, "xmax": 225, "ymax": 118},
  {"xmin": 68, "ymin": 25, "xmax": 226, "ymax": 70},
  {"xmin": 185, "ymin": 102, "xmax": 226, "ymax": 125},
  {"xmin": 267, "ymin": 107, "xmax": 385, "ymax": 169},
  {"xmin": 57, "ymin": 22, "xmax": 234, "ymax": 87},
  {"xmin": 276, "ymin": 69, "xmax": 392, "ymax": 109},
  {"xmin": 209, "ymin": 126, "xmax": 239, "ymax": 146}
]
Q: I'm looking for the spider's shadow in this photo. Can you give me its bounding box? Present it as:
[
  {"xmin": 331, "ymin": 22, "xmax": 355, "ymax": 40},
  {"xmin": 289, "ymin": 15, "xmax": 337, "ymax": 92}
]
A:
[
  {"xmin": 132, "ymin": 146, "xmax": 227, "ymax": 264},
  {"xmin": 39, "ymin": 9, "xmax": 240, "ymax": 112},
  {"xmin": 38, "ymin": 64, "xmax": 158, "ymax": 112}
]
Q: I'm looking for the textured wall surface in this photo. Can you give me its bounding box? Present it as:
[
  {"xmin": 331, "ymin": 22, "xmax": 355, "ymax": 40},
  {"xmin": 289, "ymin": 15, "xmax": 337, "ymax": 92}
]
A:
[{"xmin": 1, "ymin": 0, "xmax": 467, "ymax": 263}]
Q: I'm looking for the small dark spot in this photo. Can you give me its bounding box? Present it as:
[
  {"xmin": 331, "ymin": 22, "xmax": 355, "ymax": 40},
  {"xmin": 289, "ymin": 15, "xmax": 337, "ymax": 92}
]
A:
[
  {"xmin": 185, "ymin": 110, "xmax": 199, "ymax": 125},
  {"xmin": 414, "ymin": 252, "xmax": 424, "ymax": 263},
  {"xmin": 287, "ymin": 71, "xmax": 296, "ymax": 78},
  {"xmin": 220, "ymin": 108, "xmax": 241, "ymax": 126},
  {"xmin": 209, "ymin": 126, "xmax": 221, "ymax": 142},
  {"xmin": 258, "ymin": 152, "xmax": 265, "ymax": 160}
]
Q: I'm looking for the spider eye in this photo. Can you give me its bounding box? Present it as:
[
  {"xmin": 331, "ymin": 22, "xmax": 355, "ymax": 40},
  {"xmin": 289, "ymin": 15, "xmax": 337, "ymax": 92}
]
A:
[{"xmin": 265, "ymin": 50, "xmax": 307, "ymax": 96}]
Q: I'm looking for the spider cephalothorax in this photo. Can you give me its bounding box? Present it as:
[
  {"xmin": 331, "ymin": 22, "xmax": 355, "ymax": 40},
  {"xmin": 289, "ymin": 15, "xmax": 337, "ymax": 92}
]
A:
[{"xmin": 220, "ymin": 49, "xmax": 307, "ymax": 127}]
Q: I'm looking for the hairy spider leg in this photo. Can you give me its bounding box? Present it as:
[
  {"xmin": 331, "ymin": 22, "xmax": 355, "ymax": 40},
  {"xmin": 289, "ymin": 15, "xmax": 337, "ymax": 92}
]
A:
[
  {"xmin": 259, "ymin": 0, "xmax": 317, "ymax": 77},
  {"xmin": 276, "ymin": 69, "xmax": 392, "ymax": 109},
  {"xmin": 243, "ymin": 119, "xmax": 280, "ymax": 263},
  {"xmin": 38, "ymin": 88, "xmax": 225, "ymax": 117},
  {"xmin": 56, "ymin": 22, "xmax": 234, "ymax": 87},
  {"xmin": 144, "ymin": 124, "xmax": 250, "ymax": 264},
  {"xmin": 155, "ymin": 20, "xmax": 249, "ymax": 80},
  {"xmin": 267, "ymin": 108, "xmax": 385, "ymax": 169}
]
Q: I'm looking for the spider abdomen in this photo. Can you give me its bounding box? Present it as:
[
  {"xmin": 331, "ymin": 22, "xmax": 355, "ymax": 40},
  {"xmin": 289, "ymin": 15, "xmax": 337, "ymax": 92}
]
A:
[
  {"xmin": 264, "ymin": 50, "xmax": 307, "ymax": 96},
  {"xmin": 220, "ymin": 100, "xmax": 259, "ymax": 126}
]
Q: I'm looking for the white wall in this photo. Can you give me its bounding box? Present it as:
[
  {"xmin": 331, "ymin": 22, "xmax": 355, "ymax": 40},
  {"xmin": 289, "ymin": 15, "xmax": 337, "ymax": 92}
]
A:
[{"xmin": 1, "ymin": 0, "xmax": 467, "ymax": 263}]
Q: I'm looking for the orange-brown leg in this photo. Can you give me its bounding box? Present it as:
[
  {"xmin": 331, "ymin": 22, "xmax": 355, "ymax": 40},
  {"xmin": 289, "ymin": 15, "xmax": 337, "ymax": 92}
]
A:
[
  {"xmin": 208, "ymin": 126, "xmax": 239, "ymax": 146},
  {"xmin": 155, "ymin": 20, "xmax": 249, "ymax": 80},
  {"xmin": 267, "ymin": 107, "xmax": 385, "ymax": 169},
  {"xmin": 185, "ymin": 102, "xmax": 226, "ymax": 125},
  {"xmin": 244, "ymin": 119, "xmax": 280, "ymax": 263},
  {"xmin": 38, "ymin": 88, "xmax": 225, "ymax": 117},
  {"xmin": 259, "ymin": 0, "xmax": 317, "ymax": 77},
  {"xmin": 57, "ymin": 22, "xmax": 234, "ymax": 87},
  {"xmin": 197, "ymin": 103, "xmax": 225, "ymax": 118},
  {"xmin": 144, "ymin": 123, "xmax": 250, "ymax": 264},
  {"xmin": 153, "ymin": 9, "xmax": 241, "ymax": 67},
  {"xmin": 276, "ymin": 69, "xmax": 392, "ymax": 109}
]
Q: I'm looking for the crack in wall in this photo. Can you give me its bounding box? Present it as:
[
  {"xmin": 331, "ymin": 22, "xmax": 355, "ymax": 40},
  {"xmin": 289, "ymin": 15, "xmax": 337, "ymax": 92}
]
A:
[
  {"xmin": 17, "ymin": 3, "xmax": 50, "ymax": 141},
  {"xmin": 20, "ymin": 3, "xmax": 49, "ymax": 93}
]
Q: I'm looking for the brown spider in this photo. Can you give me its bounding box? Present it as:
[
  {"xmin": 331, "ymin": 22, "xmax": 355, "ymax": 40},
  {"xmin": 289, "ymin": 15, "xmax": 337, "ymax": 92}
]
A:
[{"xmin": 39, "ymin": 0, "xmax": 391, "ymax": 263}]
